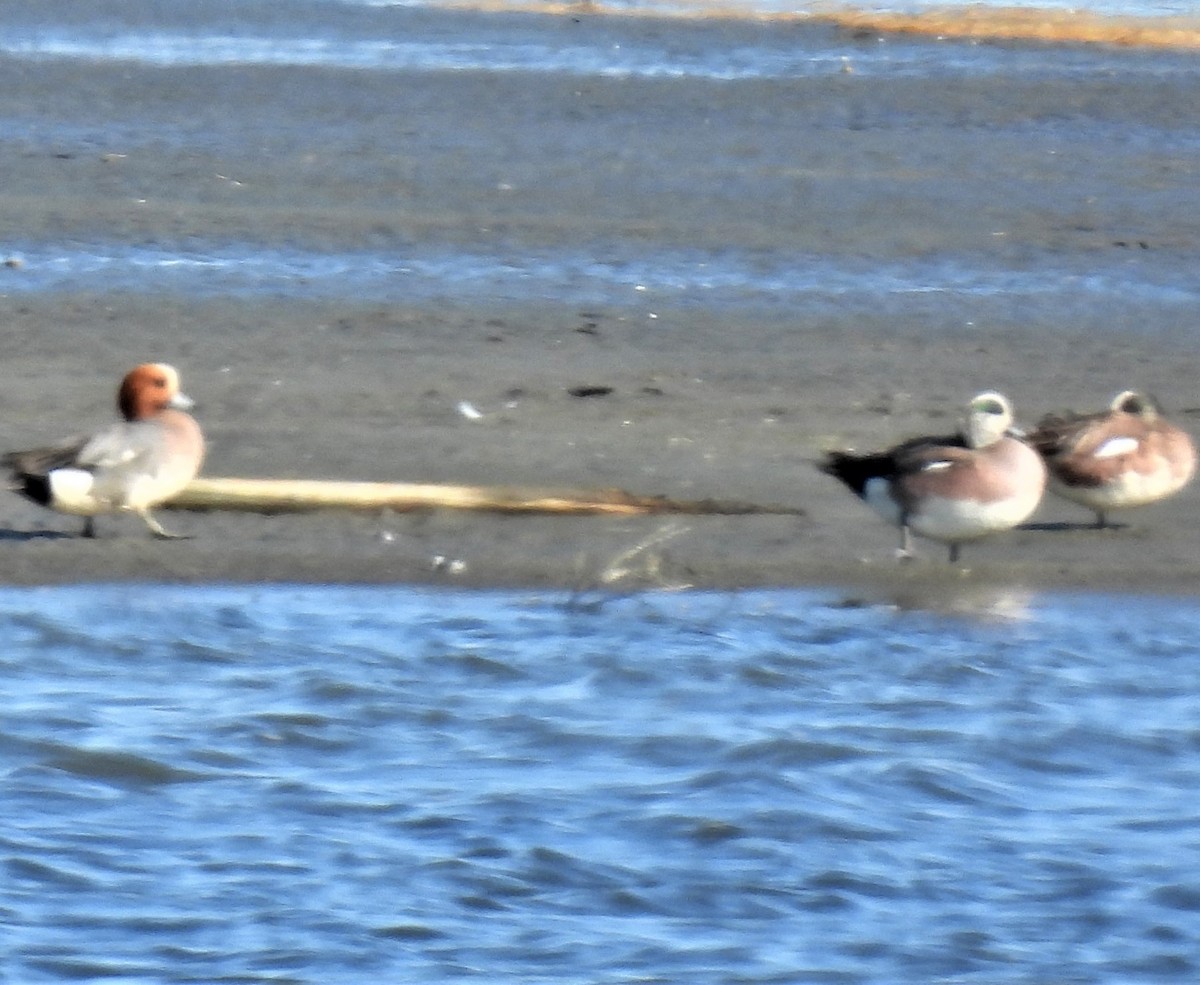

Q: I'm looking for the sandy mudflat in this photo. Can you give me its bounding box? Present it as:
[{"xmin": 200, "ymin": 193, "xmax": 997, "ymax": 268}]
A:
[
  {"xmin": 3, "ymin": 292, "xmax": 1199, "ymax": 602},
  {"xmin": 1, "ymin": 10, "xmax": 1199, "ymax": 599}
]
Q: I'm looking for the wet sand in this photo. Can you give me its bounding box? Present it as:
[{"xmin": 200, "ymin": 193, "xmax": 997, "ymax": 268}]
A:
[
  {"xmin": 2, "ymin": 11, "xmax": 1199, "ymax": 599},
  {"xmin": 3, "ymin": 292, "xmax": 1199, "ymax": 601}
]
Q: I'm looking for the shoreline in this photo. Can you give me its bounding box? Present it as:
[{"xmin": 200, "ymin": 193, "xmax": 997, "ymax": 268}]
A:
[
  {"xmin": 2, "ymin": 293, "xmax": 1198, "ymax": 600},
  {"xmin": 6, "ymin": 510, "xmax": 1200, "ymax": 604}
]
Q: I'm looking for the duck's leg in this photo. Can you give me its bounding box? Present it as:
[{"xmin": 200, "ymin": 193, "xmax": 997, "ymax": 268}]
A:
[
  {"xmin": 81, "ymin": 517, "xmax": 96, "ymax": 538},
  {"xmin": 896, "ymin": 524, "xmax": 916, "ymax": 562},
  {"xmin": 1093, "ymin": 510, "xmax": 1108, "ymax": 529},
  {"xmin": 948, "ymin": 542, "xmax": 961, "ymax": 564},
  {"xmin": 136, "ymin": 508, "xmax": 190, "ymax": 540}
]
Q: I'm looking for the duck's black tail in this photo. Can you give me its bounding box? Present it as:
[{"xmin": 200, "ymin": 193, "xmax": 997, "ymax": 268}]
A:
[
  {"xmin": 818, "ymin": 451, "xmax": 894, "ymax": 499},
  {"xmin": 11, "ymin": 471, "xmax": 53, "ymax": 507}
]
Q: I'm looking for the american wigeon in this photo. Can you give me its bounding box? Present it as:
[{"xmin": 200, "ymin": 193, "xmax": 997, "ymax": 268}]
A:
[
  {"xmin": 1027, "ymin": 390, "xmax": 1196, "ymax": 528},
  {"xmin": 820, "ymin": 392, "xmax": 1046, "ymax": 563},
  {"xmin": 4, "ymin": 363, "xmax": 205, "ymax": 538}
]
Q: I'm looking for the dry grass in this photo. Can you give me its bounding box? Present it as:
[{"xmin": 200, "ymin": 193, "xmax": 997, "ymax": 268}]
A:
[
  {"xmin": 816, "ymin": 5, "xmax": 1200, "ymax": 50},
  {"xmin": 437, "ymin": 0, "xmax": 1200, "ymax": 51}
]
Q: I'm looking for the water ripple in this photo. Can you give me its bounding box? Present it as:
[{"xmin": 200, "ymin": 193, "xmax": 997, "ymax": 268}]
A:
[
  {"xmin": 1, "ymin": 585, "xmax": 1200, "ymax": 982},
  {"xmin": 1, "ymin": 242, "xmax": 1197, "ymax": 317},
  {"xmin": 3, "ymin": 13, "xmax": 1198, "ymax": 79}
]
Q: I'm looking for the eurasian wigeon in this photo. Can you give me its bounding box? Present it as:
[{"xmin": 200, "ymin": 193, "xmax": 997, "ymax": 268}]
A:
[
  {"xmin": 1027, "ymin": 390, "xmax": 1197, "ymax": 528},
  {"xmin": 4, "ymin": 362, "xmax": 205, "ymax": 538},
  {"xmin": 820, "ymin": 392, "xmax": 1047, "ymax": 563}
]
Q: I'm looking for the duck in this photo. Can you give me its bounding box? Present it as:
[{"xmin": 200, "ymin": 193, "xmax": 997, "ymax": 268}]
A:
[
  {"xmin": 1026, "ymin": 390, "xmax": 1196, "ymax": 528},
  {"xmin": 4, "ymin": 363, "xmax": 205, "ymax": 538},
  {"xmin": 820, "ymin": 391, "xmax": 1046, "ymax": 563}
]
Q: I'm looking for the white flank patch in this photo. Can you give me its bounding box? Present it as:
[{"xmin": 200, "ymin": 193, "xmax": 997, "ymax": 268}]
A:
[
  {"xmin": 1093, "ymin": 436, "xmax": 1139, "ymax": 459},
  {"xmin": 863, "ymin": 477, "xmax": 902, "ymax": 526},
  {"xmin": 46, "ymin": 469, "xmax": 101, "ymax": 516}
]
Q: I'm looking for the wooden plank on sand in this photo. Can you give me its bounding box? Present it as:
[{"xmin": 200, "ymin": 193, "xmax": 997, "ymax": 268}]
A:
[{"xmin": 167, "ymin": 477, "xmax": 805, "ymax": 517}]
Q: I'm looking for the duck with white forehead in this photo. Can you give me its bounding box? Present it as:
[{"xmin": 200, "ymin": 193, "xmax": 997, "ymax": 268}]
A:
[
  {"xmin": 821, "ymin": 392, "xmax": 1047, "ymax": 563},
  {"xmin": 1027, "ymin": 390, "xmax": 1196, "ymax": 529}
]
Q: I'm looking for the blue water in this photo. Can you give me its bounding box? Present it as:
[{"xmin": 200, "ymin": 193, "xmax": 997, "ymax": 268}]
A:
[
  {"xmin": 1, "ymin": 242, "xmax": 1196, "ymax": 316},
  {"xmin": 4, "ymin": 584, "xmax": 1200, "ymax": 983},
  {"xmin": 6, "ymin": 5, "xmax": 1200, "ymax": 979},
  {"xmin": 5, "ymin": 0, "xmax": 1200, "ymax": 320}
]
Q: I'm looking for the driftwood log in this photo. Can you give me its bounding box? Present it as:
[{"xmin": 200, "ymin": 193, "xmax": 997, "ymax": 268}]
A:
[{"xmin": 166, "ymin": 477, "xmax": 805, "ymax": 518}]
